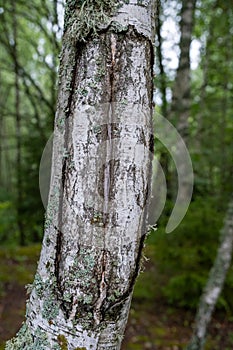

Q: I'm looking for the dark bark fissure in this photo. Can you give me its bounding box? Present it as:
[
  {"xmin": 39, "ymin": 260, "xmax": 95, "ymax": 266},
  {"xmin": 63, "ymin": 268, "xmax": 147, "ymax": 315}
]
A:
[
  {"xmin": 103, "ymin": 232, "xmax": 147, "ymax": 318},
  {"xmin": 104, "ymin": 29, "xmax": 153, "ymax": 323},
  {"xmin": 54, "ymin": 42, "xmax": 82, "ymax": 316},
  {"xmin": 98, "ymin": 159, "xmax": 120, "ymax": 202},
  {"xmin": 101, "ymin": 28, "xmax": 154, "ymax": 320},
  {"xmin": 92, "ymin": 31, "xmax": 121, "ymax": 323},
  {"xmin": 53, "ymin": 25, "xmax": 154, "ymax": 325},
  {"xmin": 95, "ymin": 249, "xmax": 109, "ymax": 323},
  {"xmin": 101, "ymin": 32, "xmax": 116, "ymax": 226},
  {"xmin": 98, "ymin": 29, "xmax": 154, "ymax": 321}
]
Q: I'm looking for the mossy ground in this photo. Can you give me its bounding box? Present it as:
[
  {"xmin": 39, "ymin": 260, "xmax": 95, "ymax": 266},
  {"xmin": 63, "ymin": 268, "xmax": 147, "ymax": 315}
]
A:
[{"xmin": 1, "ymin": 243, "xmax": 233, "ymax": 349}]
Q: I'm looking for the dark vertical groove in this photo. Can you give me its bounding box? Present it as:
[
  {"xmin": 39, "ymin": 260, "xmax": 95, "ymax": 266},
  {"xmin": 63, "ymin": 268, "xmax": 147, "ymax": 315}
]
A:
[{"xmin": 54, "ymin": 42, "xmax": 81, "ymax": 306}]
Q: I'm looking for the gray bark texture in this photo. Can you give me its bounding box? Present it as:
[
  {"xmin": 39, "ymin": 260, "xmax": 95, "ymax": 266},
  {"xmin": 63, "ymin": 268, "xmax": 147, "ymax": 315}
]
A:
[
  {"xmin": 6, "ymin": 1, "xmax": 155, "ymax": 349},
  {"xmin": 170, "ymin": 0, "xmax": 196, "ymax": 140},
  {"xmin": 186, "ymin": 195, "xmax": 233, "ymax": 350}
]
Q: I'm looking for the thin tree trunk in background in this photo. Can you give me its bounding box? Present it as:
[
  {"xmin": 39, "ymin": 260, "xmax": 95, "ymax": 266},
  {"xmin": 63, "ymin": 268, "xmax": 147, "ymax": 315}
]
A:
[
  {"xmin": 156, "ymin": 0, "xmax": 170, "ymax": 195},
  {"xmin": 186, "ymin": 195, "xmax": 233, "ymax": 350},
  {"xmin": 12, "ymin": 0, "xmax": 25, "ymax": 246},
  {"xmin": 6, "ymin": 1, "xmax": 155, "ymax": 349},
  {"xmin": 168, "ymin": 0, "xmax": 196, "ymax": 203},
  {"xmin": 170, "ymin": 0, "xmax": 196, "ymax": 140}
]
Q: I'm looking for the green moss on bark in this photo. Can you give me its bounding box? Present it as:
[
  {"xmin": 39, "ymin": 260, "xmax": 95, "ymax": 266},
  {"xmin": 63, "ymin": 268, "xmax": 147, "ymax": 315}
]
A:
[
  {"xmin": 64, "ymin": 0, "xmax": 128, "ymax": 43},
  {"xmin": 57, "ymin": 335, "xmax": 68, "ymax": 350}
]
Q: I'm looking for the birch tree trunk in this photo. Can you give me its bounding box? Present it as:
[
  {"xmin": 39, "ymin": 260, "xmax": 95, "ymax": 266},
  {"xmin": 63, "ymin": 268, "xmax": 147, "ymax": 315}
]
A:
[
  {"xmin": 6, "ymin": 1, "xmax": 155, "ymax": 349},
  {"xmin": 186, "ymin": 195, "xmax": 233, "ymax": 350}
]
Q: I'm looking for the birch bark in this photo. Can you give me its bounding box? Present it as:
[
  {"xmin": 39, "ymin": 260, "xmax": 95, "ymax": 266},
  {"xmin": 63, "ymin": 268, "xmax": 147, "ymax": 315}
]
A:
[
  {"xmin": 6, "ymin": 1, "xmax": 155, "ymax": 349},
  {"xmin": 186, "ymin": 195, "xmax": 233, "ymax": 350}
]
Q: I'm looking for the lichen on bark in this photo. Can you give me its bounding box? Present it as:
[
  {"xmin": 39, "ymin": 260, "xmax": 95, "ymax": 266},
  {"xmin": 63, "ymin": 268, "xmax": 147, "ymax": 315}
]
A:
[
  {"xmin": 64, "ymin": 0, "xmax": 127, "ymax": 43},
  {"xmin": 5, "ymin": 324, "xmax": 49, "ymax": 350}
]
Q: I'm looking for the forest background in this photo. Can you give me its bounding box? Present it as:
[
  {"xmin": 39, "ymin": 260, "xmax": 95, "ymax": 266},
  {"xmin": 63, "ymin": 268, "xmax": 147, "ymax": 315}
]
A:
[{"xmin": 0, "ymin": 0, "xmax": 232, "ymax": 349}]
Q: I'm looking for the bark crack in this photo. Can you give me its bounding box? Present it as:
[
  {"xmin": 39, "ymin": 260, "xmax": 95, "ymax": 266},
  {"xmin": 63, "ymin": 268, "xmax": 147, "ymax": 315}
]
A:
[
  {"xmin": 104, "ymin": 233, "xmax": 146, "ymax": 318},
  {"xmin": 54, "ymin": 43, "xmax": 81, "ymax": 315},
  {"xmin": 94, "ymin": 250, "xmax": 108, "ymax": 325},
  {"xmin": 102, "ymin": 33, "xmax": 117, "ymax": 225}
]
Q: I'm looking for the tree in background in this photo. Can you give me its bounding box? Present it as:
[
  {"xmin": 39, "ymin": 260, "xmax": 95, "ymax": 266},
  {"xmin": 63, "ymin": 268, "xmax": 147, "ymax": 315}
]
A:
[
  {"xmin": 6, "ymin": 0, "xmax": 155, "ymax": 348},
  {"xmin": 151, "ymin": 0, "xmax": 233, "ymax": 327},
  {"xmin": 152, "ymin": 0, "xmax": 196, "ymax": 207},
  {"xmin": 186, "ymin": 194, "xmax": 233, "ymax": 349},
  {"xmin": 1, "ymin": 0, "xmax": 233, "ymax": 348},
  {"xmin": 192, "ymin": 0, "xmax": 233, "ymax": 203},
  {"xmin": 0, "ymin": 0, "xmax": 63, "ymax": 243},
  {"xmin": 185, "ymin": 1, "xmax": 233, "ymax": 347}
]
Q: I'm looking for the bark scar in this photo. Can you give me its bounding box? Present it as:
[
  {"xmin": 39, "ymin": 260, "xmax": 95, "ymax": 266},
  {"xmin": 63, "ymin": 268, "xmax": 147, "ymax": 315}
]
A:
[
  {"xmin": 111, "ymin": 33, "xmax": 117, "ymax": 66},
  {"xmin": 94, "ymin": 250, "xmax": 108, "ymax": 325},
  {"xmin": 102, "ymin": 34, "xmax": 117, "ymax": 223},
  {"xmin": 54, "ymin": 43, "xmax": 80, "ymax": 315}
]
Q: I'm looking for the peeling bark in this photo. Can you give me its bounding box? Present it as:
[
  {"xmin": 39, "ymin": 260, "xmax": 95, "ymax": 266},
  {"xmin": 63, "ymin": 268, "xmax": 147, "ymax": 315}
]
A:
[{"xmin": 6, "ymin": 1, "xmax": 156, "ymax": 349}]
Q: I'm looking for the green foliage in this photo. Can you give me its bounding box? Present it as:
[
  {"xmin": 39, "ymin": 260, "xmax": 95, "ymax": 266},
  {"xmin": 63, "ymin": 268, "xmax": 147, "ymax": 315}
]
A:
[
  {"xmin": 163, "ymin": 273, "xmax": 206, "ymax": 308},
  {"xmin": 190, "ymin": 0, "xmax": 233, "ymax": 202},
  {"xmin": 152, "ymin": 0, "xmax": 233, "ymax": 318},
  {"xmin": 0, "ymin": 200, "xmax": 17, "ymax": 243},
  {"xmin": 133, "ymin": 269, "xmax": 157, "ymax": 301},
  {"xmin": 57, "ymin": 335, "xmax": 68, "ymax": 350},
  {"xmin": 0, "ymin": 244, "xmax": 40, "ymax": 297},
  {"xmin": 146, "ymin": 198, "xmax": 229, "ymax": 310},
  {"xmin": 0, "ymin": 0, "xmax": 61, "ymax": 245},
  {"xmin": 0, "ymin": 2, "xmax": 233, "ymax": 349}
]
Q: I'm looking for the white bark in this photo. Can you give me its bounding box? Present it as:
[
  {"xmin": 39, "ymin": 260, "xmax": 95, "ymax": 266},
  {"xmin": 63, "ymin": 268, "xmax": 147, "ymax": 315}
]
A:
[
  {"xmin": 186, "ymin": 196, "xmax": 233, "ymax": 350},
  {"xmin": 6, "ymin": 1, "xmax": 155, "ymax": 349}
]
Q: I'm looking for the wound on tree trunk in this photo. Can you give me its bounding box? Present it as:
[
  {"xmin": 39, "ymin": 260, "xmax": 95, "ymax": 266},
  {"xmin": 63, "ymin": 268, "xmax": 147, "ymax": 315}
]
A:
[{"xmin": 6, "ymin": 1, "xmax": 156, "ymax": 349}]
